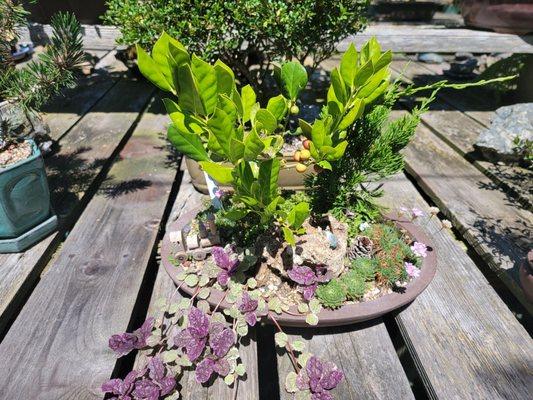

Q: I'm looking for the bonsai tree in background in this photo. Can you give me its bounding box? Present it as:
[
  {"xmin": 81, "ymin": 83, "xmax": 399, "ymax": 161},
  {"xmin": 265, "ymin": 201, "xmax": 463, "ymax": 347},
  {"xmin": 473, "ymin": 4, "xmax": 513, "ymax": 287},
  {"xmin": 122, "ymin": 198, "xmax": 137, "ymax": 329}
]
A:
[
  {"xmin": 104, "ymin": 0, "xmax": 369, "ymax": 89},
  {"xmin": 0, "ymin": 0, "xmax": 84, "ymax": 155}
]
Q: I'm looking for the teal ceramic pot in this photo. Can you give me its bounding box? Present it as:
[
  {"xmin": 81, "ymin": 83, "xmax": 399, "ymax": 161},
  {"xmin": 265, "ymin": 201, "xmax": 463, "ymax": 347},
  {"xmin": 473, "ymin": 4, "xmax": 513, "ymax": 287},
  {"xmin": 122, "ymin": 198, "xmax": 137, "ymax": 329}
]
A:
[{"xmin": 0, "ymin": 140, "xmax": 57, "ymax": 251}]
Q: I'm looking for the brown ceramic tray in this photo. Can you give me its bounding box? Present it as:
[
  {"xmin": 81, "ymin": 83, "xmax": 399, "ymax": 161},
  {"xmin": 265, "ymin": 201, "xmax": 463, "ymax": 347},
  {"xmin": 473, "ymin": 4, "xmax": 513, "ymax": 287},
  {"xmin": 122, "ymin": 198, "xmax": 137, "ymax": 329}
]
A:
[{"xmin": 161, "ymin": 208, "xmax": 437, "ymax": 327}]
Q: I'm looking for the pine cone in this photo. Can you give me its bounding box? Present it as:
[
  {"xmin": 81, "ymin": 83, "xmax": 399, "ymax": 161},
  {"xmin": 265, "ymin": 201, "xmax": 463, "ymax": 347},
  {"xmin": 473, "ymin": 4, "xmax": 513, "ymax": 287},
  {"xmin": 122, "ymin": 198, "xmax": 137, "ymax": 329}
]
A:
[{"xmin": 347, "ymin": 236, "xmax": 373, "ymax": 259}]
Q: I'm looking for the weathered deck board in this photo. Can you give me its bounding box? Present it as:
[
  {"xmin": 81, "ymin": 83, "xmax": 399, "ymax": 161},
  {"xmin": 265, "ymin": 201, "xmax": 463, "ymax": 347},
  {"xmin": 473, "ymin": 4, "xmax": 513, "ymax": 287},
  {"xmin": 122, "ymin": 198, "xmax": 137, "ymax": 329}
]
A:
[
  {"xmin": 399, "ymin": 117, "xmax": 533, "ymax": 313},
  {"xmin": 390, "ymin": 61, "xmax": 532, "ymax": 210},
  {"xmin": 339, "ymin": 25, "xmax": 533, "ymax": 54},
  {"xmin": 277, "ymin": 321, "xmax": 414, "ymax": 399},
  {"xmin": 133, "ymin": 162, "xmax": 260, "ymax": 400},
  {"xmin": 0, "ymin": 79, "xmax": 154, "ymax": 339},
  {"xmin": 0, "ymin": 96, "xmax": 176, "ymax": 399},
  {"xmin": 391, "ymin": 59, "xmax": 494, "ymax": 126},
  {"xmin": 42, "ymin": 76, "xmax": 117, "ymax": 141},
  {"xmin": 380, "ymin": 172, "xmax": 533, "ymax": 399}
]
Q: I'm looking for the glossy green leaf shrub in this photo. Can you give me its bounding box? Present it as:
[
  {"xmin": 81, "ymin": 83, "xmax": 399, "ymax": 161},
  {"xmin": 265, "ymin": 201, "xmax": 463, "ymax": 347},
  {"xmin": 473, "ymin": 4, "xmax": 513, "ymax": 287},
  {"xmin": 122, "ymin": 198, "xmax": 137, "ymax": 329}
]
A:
[{"xmin": 104, "ymin": 0, "xmax": 369, "ymax": 87}]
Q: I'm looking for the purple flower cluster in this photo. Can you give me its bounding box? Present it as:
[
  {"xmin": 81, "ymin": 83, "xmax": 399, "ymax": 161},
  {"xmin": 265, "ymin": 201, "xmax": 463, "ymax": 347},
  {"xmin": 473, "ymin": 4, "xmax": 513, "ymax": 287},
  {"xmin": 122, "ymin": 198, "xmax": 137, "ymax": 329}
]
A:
[
  {"xmin": 109, "ymin": 318, "xmax": 154, "ymax": 357},
  {"xmin": 102, "ymin": 356, "xmax": 176, "ymax": 400},
  {"xmin": 238, "ymin": 291, "xmax": 259, "ymax": 326},
  {"xmin": 174, "ymin": 307, "xmax": 235, "ymax": 383},
  {"xmin": 211, "ymin": 246, "xmax": 239, "ymax": 286},
  {"xmin": 288, "ymin": 265, "xmax": 330, "ymax": 301},
  {"xmin": 296, "ymin": 356, "xmax": 344, "ymax": 400}
]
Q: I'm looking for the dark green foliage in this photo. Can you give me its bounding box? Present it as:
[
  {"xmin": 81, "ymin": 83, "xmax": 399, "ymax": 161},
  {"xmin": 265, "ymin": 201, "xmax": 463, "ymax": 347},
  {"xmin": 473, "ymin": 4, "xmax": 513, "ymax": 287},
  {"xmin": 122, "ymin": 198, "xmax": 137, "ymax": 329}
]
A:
[
  {"xmin": 316, "ymin": 279, "xmax": 347, "ymax": 309},
  {"xmin": 306, "ymin": 94, "xmax": 421, "ymax": 221},
  {"xmin": 349, "ymin": 257, "xmax": 376, "ymax": 281},
  {"xmin": 104, "ymin": 0, "xmax": 369, "ymax": 87},
  {"xmin": 215, "ymin": 207, "xmax": 268, "ymax": 248},
  {"xmin": 340, "ymin": 270, "xmax": 366, "ymax": 300},
  {"xmin": 0, "ymin": 11, "xmax": 84, "ymax": 111}
]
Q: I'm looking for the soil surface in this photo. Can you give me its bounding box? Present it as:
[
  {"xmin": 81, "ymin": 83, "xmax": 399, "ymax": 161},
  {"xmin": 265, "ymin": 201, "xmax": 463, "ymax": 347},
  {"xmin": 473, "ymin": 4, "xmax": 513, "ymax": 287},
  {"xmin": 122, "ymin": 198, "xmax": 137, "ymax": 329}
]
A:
[{"xmin": 0, "ymin": 141, "xmax": 32, "ymax": 168}]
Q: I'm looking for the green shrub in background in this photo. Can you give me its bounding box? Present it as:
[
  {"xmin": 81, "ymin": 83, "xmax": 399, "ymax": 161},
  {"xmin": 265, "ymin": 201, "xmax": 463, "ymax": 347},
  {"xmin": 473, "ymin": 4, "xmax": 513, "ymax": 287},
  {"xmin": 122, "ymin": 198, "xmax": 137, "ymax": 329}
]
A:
[{"xmin": 104, "ymin": 0, "xmax": 369, "ymax": 88}]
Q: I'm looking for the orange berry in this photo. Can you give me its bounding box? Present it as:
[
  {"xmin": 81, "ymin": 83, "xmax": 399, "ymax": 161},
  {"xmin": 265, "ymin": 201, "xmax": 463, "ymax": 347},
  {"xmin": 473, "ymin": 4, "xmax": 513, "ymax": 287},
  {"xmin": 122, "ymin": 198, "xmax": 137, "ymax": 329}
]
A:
[
  {"xmin": 299, "ymin": 149, "xmax": 311, "ymax": 160},
  {"xmin": 302, "ymin": 140, "xmax": 311, "ymax": 150},
  {"xmin": 293, "ymin": 151, "xmax": 301, "ymax": 161},
  {"xmin": 295, "ymin": 163, "xmax": 307, "ymax": 173}
]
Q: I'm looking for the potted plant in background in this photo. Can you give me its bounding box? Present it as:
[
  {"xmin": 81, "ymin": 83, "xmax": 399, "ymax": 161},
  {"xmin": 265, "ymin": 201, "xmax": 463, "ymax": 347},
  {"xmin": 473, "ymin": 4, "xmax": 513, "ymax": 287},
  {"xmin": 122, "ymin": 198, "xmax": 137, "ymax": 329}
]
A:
[
  {"xmin": 104, "ymin": 0, "xmax": 370, "ymax": 192},
  {"xmin": 0, "ymin": 0, "xmax": 84, "ymax": 252},
  {"xmin": 101, "ymin": 33, "xmax": 511, "ymax": 399},
  {"xmin": 459, "ymin": 0, "xmax": 533, "ymax": 34}
]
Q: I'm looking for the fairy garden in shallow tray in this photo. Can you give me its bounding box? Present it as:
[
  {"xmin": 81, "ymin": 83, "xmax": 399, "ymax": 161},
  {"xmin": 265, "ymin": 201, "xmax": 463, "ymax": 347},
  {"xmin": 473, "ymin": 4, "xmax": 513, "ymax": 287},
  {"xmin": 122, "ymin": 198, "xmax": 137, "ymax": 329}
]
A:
[{"xmin": 102, "ymin": 33, "xmax": 512, "ymax": 400}]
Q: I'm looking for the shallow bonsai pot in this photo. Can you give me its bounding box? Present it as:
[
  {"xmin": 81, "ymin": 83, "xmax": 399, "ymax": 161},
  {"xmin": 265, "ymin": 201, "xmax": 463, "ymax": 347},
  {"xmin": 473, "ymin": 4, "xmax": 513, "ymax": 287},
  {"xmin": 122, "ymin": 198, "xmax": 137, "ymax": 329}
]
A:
[
  {"xmin": 460, "ymin": 0, "xmax": 533, "ymax": 34},
  {"xmin": 185, "ymin": 156, "xmax": 313, "ymax": 194},
  {"xmin": 161, "ymin": 208, "xmax": 437, "ymax": 327},
  {"xmin": 0, "ymin": 140, "xmax": 57, "ymax": 252}
]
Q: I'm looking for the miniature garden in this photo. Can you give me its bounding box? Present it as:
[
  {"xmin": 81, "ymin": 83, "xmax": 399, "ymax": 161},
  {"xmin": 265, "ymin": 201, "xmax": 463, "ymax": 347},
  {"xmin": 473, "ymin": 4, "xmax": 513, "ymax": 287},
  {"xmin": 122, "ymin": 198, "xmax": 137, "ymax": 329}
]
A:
[
  {"xmin": 1, "ymin": 1, "xmax": 531, "ymax": 400},
  {"xmin": 101, "ymin": 33, "xmax": 510, "ymax": 400}
]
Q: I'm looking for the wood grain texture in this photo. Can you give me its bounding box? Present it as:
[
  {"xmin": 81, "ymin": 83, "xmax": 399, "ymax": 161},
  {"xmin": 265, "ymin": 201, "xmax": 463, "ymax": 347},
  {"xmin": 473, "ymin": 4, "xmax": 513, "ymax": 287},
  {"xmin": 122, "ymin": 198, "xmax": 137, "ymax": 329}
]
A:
[
  {"xmin": 339, "ymin": 25, "xmax": 533, "ymax": 54},
  {"xmin": 43, "ymin": 77, "xmax": 117, "ymax": 141},
  {"xmin": 380, "ymin": 172, "xmax": 533, "ymax": 399},
  {"xmin": 390, "ymin": 60, "xmax": 532, "ymax": 210},
  {"xmin": 0, "ymin": 79, "xmax": 154, "ymax": 339},
  {"xmin": 134, "ymin": 163, "xmax": 260, "ymax": 400},
  {"xmin": 399, "ymin": 118, "xmax": 533, "ymax": 313},
  {"xmin": 19, "ymin": 22, "xmax": 533, "ymax": 53},
  {"xmin": 0, "ymin": 96, "xmax": 175, "ymax": 399},
  {"xmin": 277, "ymin": 321, "xmax": 414, "ymax": 399}
]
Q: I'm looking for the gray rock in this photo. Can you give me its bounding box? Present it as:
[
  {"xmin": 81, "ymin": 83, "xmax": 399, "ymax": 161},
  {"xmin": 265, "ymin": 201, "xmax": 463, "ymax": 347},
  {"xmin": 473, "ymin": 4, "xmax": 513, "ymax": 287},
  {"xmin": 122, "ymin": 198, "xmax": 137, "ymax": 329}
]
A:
[
  {"xmin": 474, "ymin": 103, "xmax": 533, "ymax": 163},
  {"xmin": 417, "ymin": 53, "xmax": 444, "ymax": 64}
]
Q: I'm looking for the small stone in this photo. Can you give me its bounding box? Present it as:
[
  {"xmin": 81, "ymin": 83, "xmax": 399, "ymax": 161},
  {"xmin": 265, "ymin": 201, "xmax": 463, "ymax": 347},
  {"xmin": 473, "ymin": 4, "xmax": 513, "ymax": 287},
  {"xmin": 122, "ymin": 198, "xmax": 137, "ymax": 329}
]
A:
[
  {"xmin": 474, "ymin": 103, "xmax": 533, "ymax": 163},
  {"xmin": 417, "ymin": 53, "xmax": 443, "ymax": 64}
]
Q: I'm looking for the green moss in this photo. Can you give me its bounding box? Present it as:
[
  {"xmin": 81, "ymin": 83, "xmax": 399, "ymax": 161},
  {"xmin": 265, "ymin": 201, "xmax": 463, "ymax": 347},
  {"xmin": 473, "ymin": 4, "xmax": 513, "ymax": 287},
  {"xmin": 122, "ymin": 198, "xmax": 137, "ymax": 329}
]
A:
[
  {"xmin": 316, "ymin": 280, "xmax": 347, "ymax": 309},
  {"xmin": 341, "ymin": 270, "xmax": 366, "ymax": 300}
]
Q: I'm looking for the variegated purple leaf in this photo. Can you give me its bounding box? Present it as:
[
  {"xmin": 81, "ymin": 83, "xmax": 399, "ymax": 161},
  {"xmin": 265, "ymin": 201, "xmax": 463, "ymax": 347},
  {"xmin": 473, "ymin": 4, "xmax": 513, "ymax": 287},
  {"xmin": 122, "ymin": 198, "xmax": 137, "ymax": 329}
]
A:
[
  {"xmin": 147, "ymin": 357, "xmax": 165, "ymax": 382},
  {"xmin": 195, "ymin": 358, "xmax": 215, "ymax": 383},
  {"xmin": 312, "ymin": 392, "xmax": 334, "ymax": 400},
  {"xmin": 238, "ymin": 292, "xmax": 258, "ymax": 313},
  {"xmin": 174, "ymin": 329, "xmax": 207, "ymax": 362},
  {"xmin": 188, "ymin": 307, "xmax": 210, "ymax": 338},
  {"xmin": 132, "ymin": 379, "xmax": 160, "ymax": 400},
  {"xmin": 217, "ymin": 270, "xmax": 230, "ymax": 286},
  {"xmin": 302, "ymin": 283, "xmax": 318, "ymax": 301},
  {"xmin": 320, "ymin": 362, "xmax": 344, "ymax": 390},
  {"xmin": 211, "ymin": 246, "xmax": 239, "ymax": 272},
  {"xmin": 213, "ymin": 358, "xmax": 231, "ymax": 377},
  {"xmin": 288, "ymin": 266, "xmax": 317, "ymax": 286},
  {"xmin": 209, "ymin": 323, "xmax": 235, "ymax": 358},
  {"xmin": 307, "ymin": 356, "xmax": 325, "ymax": 393},
  {"xmin": 158, "ymin": 376, "xmax": 177, "ymax": 396},
  {"xmin": 245, "ymin": 312, "xmax": 257, "ymax": 326}
]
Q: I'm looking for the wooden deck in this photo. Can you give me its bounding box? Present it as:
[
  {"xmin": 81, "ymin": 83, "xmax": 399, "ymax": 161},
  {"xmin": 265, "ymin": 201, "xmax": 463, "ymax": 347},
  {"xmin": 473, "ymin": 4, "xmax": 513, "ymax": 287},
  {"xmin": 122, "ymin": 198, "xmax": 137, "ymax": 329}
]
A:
[{"xmin": 0, "ymin": 53, "xmax": 531, "ymax": 399}]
